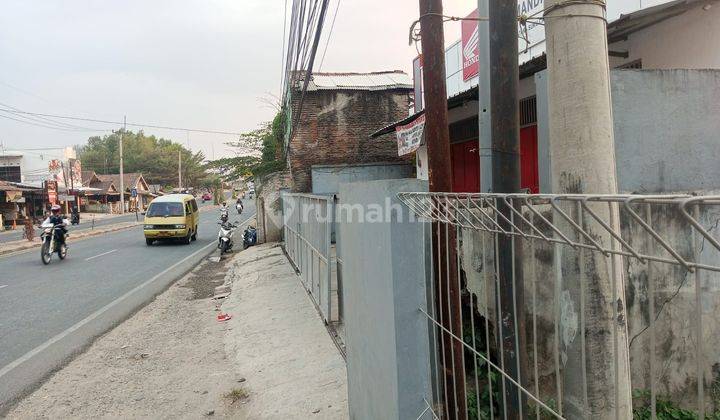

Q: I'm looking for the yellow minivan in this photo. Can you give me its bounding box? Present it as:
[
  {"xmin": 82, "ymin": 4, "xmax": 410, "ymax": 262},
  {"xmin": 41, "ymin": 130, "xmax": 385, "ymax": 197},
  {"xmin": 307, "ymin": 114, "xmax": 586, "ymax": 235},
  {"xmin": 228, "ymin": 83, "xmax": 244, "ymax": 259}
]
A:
[{"xmin": 143, "ymin": 194, "xmax": 199, "ymax": 245}]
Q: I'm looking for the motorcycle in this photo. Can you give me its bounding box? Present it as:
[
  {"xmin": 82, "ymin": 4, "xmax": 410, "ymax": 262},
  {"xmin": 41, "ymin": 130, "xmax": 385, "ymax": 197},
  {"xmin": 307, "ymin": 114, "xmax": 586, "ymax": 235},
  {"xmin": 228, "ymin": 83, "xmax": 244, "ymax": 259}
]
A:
[
  {"xmin": 217, "ymin": 221, "xmax": 238, "ymax": 255},
  {"xmin": 235, "ymin": 202, "xmax": 243, "ymax": 215},
  {"xmin": 219, "ymin": 205, "xmax": 230, "ymax": 223},
  {"xmin": 242, "ymin": 226, "xmax": 257, "ymax": 250},
  {"xmin": 40, "ymin": 220, "xmax": 68, "ymax": 265},
  {"xmin": 70, "ymin": 211, "xmax": 80, "ymax": 225}
]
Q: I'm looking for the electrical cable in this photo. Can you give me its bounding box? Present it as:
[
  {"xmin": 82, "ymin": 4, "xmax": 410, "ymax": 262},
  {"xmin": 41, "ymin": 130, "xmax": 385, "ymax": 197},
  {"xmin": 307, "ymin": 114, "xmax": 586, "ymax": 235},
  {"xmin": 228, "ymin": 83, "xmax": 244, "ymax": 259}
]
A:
[
  {"xmin": 0, "ymin": 108, "xmax": 245, "ymax": 136},
  {"xmin": 0, "ymin": 113, "xmax": 95, "ymax": 132},
  {"xmin": 318, "ymin": 0, "xmax": 341, "ymax": 71},
  {"xmin": 0, "ymin": 102, "xmax": 106, "ymax": 132}
]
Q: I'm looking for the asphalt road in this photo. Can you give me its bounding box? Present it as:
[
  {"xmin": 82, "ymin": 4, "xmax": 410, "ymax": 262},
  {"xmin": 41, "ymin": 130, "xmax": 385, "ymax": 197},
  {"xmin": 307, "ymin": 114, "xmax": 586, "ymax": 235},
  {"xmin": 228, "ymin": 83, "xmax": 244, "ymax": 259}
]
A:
[
  {"xmin": 0, "ymin": 199, "xmax": 255, "ymax": 412},
  {"xmin": 0, "ymin": 211, "xmax": 146, "ymax": 244}
]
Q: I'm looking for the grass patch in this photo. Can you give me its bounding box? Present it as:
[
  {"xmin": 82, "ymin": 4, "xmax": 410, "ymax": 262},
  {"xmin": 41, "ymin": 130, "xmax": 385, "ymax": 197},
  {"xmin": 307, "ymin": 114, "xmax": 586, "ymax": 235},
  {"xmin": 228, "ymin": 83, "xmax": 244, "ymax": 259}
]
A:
[{"xmin": 224, "ymin": 387, "xmax": 249, "ymax": 405}]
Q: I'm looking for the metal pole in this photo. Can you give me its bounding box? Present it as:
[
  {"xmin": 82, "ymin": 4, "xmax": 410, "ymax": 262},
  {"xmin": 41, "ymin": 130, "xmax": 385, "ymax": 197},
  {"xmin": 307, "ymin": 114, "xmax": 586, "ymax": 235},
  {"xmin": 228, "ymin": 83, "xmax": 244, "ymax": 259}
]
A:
[
  {"xmin": 178, "ymin": 150, "xmax": 182, "ymax": 190},
  {"xmin": 119, "ymin": 116, "xmax": 125, "ymax": 214},
  {"xmin": 417, "ymin": 0, "xmax": 467, "ymax": 418},
  {"xmin": 489, "ymin": 0, "xmax": 526, "ymax": 415},
  {"xmin": 477, "ymin": 0, "xmax": 493, "ymax": 193}
]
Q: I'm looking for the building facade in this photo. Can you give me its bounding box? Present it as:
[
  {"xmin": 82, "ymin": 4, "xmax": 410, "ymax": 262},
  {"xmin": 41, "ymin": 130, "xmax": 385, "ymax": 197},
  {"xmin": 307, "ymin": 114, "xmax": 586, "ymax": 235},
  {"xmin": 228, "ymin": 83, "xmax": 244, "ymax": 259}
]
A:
[
  {"xmin": 404, "ymin": 0, "xmax": 719, "ymax": 194},
  {"xmin": 286, "ymin": 71, "xmax": 414, "ymax": 193}
]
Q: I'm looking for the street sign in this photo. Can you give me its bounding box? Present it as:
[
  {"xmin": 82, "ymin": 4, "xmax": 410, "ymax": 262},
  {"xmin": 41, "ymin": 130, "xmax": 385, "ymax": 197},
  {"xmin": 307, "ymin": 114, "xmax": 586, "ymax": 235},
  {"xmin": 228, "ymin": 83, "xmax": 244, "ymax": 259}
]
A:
[{"xmin": 131, "ymin": 188, "xmax": 138, "ymax": 198}]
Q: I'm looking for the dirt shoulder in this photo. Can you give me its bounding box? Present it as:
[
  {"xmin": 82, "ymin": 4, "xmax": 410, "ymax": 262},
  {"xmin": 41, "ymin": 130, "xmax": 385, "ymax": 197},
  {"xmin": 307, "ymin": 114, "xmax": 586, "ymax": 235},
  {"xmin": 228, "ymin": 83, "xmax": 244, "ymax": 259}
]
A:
[
  {"xmin": 6, "ymin": 241, "xmax": 348, "ymax": 420},
  {"xmin": 6, "ymin": 254, "xmax": 243, "ymax": 419}
]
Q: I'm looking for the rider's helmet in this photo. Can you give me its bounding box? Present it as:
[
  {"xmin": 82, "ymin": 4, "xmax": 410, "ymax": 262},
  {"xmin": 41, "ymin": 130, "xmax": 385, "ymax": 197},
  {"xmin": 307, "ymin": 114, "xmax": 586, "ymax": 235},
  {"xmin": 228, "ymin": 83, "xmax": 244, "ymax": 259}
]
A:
[{"xmin": 51, "ymin": 204, "xmax": 62, "ymax": 214}]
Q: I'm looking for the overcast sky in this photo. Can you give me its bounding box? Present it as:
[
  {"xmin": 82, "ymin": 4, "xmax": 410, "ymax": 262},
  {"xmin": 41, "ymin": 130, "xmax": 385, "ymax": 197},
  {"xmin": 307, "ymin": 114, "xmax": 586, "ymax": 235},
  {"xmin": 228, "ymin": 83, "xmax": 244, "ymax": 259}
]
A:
[{"xmin": 0, "ymin": 0, "xmax": 472, "ymax": 160}]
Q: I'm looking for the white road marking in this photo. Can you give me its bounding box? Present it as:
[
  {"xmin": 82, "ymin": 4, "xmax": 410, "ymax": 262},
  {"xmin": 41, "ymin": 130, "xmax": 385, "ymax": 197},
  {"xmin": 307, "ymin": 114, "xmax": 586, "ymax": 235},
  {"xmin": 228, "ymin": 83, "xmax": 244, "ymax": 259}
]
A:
[
  {"xmin": 85, "ymin": 249, "xmax": 118, "ymax": 261},
  {"xmin": 0, "ymin": 285, "xmax": 7, "ymax": 289},
  {"xmin": 0, "ymin": 213, "xmax": 256, "ymax": 380}
]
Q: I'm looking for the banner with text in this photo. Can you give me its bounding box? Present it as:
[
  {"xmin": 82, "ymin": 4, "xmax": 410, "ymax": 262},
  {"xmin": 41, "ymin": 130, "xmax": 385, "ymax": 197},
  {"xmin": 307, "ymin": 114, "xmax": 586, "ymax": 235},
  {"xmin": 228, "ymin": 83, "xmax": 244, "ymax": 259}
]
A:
[
  {"xmin": 461, "ymin": 9, "xmax": 480, "ymax": 81},
  {"xmin": 395, "ymin": 114, "xmax": 425, "ymax": 156}
]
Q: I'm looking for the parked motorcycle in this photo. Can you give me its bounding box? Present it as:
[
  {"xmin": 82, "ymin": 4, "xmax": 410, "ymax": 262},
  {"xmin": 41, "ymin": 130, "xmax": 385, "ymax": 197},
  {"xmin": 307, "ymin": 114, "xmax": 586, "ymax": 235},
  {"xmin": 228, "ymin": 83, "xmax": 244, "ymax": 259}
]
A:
[
  {"xmin": 217, "ymin": 221, "xmax": 238, "ymax": 255},
  {"xmin": 70, "ymin": 209, "xmax": 80, "ymax": 225},
  {"xmin": 40, "ymin": 219, "xmax": 68, "ymax": 265},
  {"xmin": 242, "ymin": 226, "xmax": 257, "ymax": 250}
]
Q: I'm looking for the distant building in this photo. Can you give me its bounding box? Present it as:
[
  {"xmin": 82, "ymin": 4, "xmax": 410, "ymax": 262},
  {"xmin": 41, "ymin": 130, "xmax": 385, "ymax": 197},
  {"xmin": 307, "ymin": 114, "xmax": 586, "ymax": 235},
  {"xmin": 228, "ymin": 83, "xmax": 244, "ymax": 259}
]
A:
[
  {"xmin": 0, "ymin": 147, "xmax": 77, "ymax": 187},
  {"xmin": 0, "ymin": 151, "xmax": 23, "ymax": 182},
  {"xmin": 97, "ymin": 173, "xmax": 151, "ymax": 211}
]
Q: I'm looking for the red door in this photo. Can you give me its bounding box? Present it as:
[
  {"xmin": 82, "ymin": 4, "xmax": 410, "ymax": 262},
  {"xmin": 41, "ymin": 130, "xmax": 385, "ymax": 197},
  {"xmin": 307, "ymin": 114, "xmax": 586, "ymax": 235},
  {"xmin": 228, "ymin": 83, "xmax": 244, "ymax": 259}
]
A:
[
  {"xmin": 520, "ymin": 125, "xmax": 539, "ymax": 193},
  {"xmin": 451, "ymin": 140, "xmax": 480, "ymax": 193}
]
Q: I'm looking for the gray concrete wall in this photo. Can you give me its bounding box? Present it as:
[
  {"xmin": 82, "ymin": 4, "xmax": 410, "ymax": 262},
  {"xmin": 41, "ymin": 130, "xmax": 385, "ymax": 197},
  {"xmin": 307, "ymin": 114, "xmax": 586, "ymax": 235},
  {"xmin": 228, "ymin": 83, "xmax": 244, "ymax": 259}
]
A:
[
  {"xmin": 612, "ymin": 69, "xmax": 720, "ymax": 193},
  {"xmin": 338, "ymin": 178, "xmax": 431, "ymax": 420},
  {"xmin": 458, "ymin": 197, "xmax": 720, "ymax": 412},
  {"xmin": 254, "ymin": 171, "xmax": 293, "ymax": 243},
  {"xmin": 311, "ymin": 162, "xmax": 414, "ymax": 195},
  {"xmin": 537, "ymin": 69, "xmax": 720, "ymax": 193}
]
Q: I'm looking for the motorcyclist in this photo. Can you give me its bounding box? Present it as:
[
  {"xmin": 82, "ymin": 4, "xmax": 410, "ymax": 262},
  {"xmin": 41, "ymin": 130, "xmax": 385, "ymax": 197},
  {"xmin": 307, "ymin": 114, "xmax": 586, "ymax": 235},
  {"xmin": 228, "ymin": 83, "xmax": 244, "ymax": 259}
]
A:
[
  {"xmin": 235, "ymin": 198, "xmax": 243, "ymax": 213},
  {"xmin": 220, "ymin": 202, "xmax": 229, "ymax": 223},
  {"xmin": 70, "ymin": 205, "xmax": 80, "ymax": 224},
  {"xmin": 43, "ymin": 204, "xmax": 68, "ymax": 244}
]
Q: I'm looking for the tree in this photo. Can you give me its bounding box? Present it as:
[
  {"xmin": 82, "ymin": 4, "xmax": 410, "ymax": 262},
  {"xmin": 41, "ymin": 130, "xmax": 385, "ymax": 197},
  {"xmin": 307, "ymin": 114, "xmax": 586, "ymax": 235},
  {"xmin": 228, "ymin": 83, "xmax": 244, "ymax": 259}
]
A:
[
  {"xmin": 206, "ymin": 111, "xmax": 286, "ymax": 181},
  {"xmin": 77, "ymin": 130, "xmax": 208, "ymax": 188}
]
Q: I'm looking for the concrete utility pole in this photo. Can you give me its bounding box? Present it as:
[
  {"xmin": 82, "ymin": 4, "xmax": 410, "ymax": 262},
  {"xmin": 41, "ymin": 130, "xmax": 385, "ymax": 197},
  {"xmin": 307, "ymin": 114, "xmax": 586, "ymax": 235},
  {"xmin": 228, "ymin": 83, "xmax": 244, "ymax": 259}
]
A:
[
  {"xmin": 489, "ymin": 0, "xmax": 526, "ymax": 415},
  {"xmin": 178, "ymin": 150, "xmax": 182, "ymax": 190},
  {"xmin": 544, "ymin": 0, "xmax": 632, "ymax": 417},
  {"xmin": 417, "ymin": 0, "xmax": 467, "ymax": 418},
  {"xmin": 119, "ymin": 116, "xmax": 126, "ymax": 214}
]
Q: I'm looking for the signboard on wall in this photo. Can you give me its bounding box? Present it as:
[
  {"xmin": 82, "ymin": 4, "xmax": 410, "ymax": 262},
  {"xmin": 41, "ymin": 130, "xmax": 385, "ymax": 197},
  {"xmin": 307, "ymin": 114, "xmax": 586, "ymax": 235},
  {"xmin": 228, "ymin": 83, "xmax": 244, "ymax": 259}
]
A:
[
  {"xmin": 46, "ymin": 180, "xmax": 58, "ymax": 205},
  {"xmin": 5, "ymin": 190, "xmax": 22, "ymax": 203},
  {"xmin": 48, "ymin": 159, "xmax": 66, "ymax": 188},
  {"xmin": 517, "ymin": 0, "xmax": 546, "ymax": 64},
  {"xmin": 69, "ymin": 158, "xmax": 82, "ymax": 186},
  {"xmin": 461, "ymin": 9, "xmax": 480, "ymax": 81},
  {"xmin": 395, "ymin": 114, "xmax": 426, "ymax": 156}
]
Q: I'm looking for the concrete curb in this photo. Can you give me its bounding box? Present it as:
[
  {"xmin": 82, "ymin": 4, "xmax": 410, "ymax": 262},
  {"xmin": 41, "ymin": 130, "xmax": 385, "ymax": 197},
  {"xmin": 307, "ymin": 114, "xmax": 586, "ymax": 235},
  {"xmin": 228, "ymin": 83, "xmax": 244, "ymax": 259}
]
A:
[{"xmin": 0, "ymin": 223, "xmax": 141, "ymax": 257}]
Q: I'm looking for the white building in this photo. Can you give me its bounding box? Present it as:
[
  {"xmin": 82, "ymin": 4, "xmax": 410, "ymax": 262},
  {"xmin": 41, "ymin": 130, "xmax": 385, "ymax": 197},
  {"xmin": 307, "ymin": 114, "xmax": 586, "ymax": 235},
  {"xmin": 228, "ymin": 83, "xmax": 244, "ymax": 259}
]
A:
[{"xmin": 0, "ymin": 147, "xmax": 77, "ymax": 187}]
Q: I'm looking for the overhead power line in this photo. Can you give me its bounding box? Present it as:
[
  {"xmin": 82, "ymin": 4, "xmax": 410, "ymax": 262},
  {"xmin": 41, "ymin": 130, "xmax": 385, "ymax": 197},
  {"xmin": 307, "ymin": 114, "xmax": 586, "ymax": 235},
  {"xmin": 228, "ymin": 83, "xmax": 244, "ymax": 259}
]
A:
[
  {"xmin": 319, "ymin": 0, "xmax": 341, "ymax": 71},
  {"xmin": 0, "ymin": 108, "xmax": 245, "ymax": 136},
  {"xmin": 0, "ymin": 113, "xmax": 94, "ymax": 132},
  {"xmin": 0, "ymin": 102, "xmax": 106, "ymax": 132}
]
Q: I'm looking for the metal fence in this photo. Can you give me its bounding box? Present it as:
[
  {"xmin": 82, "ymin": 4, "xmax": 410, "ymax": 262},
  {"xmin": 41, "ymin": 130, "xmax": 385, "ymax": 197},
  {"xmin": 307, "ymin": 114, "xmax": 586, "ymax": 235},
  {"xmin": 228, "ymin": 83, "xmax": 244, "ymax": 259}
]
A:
[
  {"xmin": 398, "ymin": 192, "xmax": 720, "ymax": 420},
  {"xmin": 282, "ymin": 193, "xmax": 335, "ymax": 324}
]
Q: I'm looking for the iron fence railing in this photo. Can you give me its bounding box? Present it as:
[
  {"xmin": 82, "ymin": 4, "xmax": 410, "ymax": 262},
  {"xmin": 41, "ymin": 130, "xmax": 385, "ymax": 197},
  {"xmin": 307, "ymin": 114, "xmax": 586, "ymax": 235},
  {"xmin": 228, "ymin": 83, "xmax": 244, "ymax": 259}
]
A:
[
  {"xmin": 282, "ymin": 193, "xmax": 335, "ymax": 324},
  {"xmin": 398, "ymin": 192, "xmax": 720, "ymax": 420}
]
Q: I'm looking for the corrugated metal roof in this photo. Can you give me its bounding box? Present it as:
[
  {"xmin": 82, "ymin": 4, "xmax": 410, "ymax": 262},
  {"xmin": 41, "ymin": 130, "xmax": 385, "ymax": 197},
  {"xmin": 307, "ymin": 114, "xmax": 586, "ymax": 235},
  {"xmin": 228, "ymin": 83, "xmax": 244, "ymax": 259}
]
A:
[
  {"xmin": 0, "ymin": 150, "xmax": 23, "ymax": 158},
  {"xmin": 307, "ymin": 71, "xmax": 413, "ymax": 91},
  {"xmin": 607, "ymin": 0, "xmax": 715, "ymax": 42}
]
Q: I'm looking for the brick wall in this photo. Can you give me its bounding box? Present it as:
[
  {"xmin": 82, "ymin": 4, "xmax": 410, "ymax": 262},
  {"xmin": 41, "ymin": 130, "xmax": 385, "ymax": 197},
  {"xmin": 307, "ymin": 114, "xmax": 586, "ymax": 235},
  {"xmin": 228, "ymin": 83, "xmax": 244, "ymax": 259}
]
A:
[{"xmin": 288, "ymin": 89, "xmax": 412, "ymax": 193}]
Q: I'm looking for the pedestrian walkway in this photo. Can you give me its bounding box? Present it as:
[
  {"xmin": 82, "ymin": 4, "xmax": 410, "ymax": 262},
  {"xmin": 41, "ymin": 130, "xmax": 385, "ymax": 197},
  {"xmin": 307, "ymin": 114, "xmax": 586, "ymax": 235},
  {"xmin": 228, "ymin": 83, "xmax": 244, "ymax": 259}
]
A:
[{"xmin": 223, "ymin": 243, "xmax": 349, "ymax": 419}]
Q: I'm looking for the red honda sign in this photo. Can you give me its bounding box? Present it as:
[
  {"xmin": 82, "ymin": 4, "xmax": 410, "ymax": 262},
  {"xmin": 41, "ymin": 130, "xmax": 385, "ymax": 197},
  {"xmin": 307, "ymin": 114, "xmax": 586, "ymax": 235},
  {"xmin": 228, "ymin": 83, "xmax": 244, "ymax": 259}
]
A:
[{"xmin": 461, "ymin": 9, "xmax": 480, "ymax": 81}]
